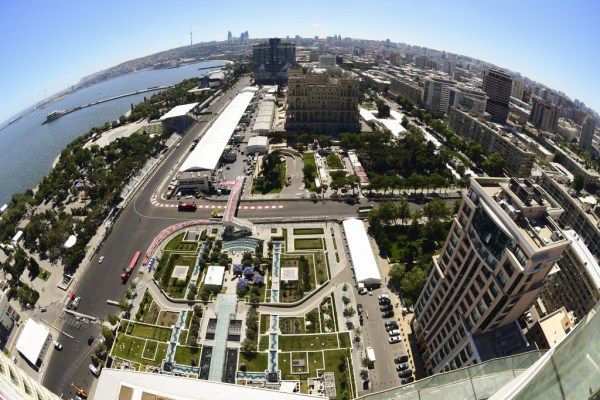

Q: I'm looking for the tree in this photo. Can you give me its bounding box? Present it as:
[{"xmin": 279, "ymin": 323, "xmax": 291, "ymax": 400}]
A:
[
  {"xmin": 28, "ymin": 257, "xmax": 40, "ymax": 278},
  {"xmin": 342, "ymin": 296, "xmax": 351, "ymax": 306},
  {"xmin": 465, "ymin": 141, "xmax": 484, "ymax": 164},
  {"xmin": 108, "ymin": 314, "xmax": 119, "ymax": 326},
  {"xmin": 361, "ymin": 357, "xmax": 374, "ymax": 369},
  {"xmin": 573, "ymin": 173, "xmax": 585, "ymax": 192},
  {"xmin": 101, "ymin": 326, "xmax": 114, "ymax": 342},
  {"xmin": 397, "ymin": 198, "xmax": 411, "ymax": 225},
  {"xmin": 423, "ymin": 198, "xmax": 451, "ymax": 221},
  {"xmin": 376, "ymin": 101, "xmax": 390, "ymax": 118},
  {"xmin": 483, "ymin": 152, "xmax": 506, "ymax": 176},
  {"xmin": 118, "ymin": 299, "xmax": 129, "ymax": 312}
]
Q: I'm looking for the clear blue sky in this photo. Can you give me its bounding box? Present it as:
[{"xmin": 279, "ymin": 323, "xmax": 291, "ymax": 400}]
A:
[{"xmin": 1, "ymin": 0, "xmax": 598, "ymax": 122}]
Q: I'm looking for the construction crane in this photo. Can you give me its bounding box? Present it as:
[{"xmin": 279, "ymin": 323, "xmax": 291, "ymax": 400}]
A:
[{"xmin": 70, "ymin": 383, "xmax": 88, "ymax": 399}]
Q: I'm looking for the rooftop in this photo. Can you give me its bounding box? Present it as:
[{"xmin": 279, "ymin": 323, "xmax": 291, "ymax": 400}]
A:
[{"xmin": 160, "ymin": 103, "xmax": 198, "ymax": 120}]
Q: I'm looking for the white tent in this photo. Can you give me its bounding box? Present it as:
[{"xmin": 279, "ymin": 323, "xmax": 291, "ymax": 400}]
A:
[
  {"xmin": 160, "ymin": 103, "xmax": 198, "ymax": 120},
  {"xmin": 342, "ymin": 218, "xmax": 382, "ymax": 285},
  {"xmin": 16, "ymin": 319, "xmax": 50, "ymax": 365},
  {"xmin": 205, "ymin": 266, "xmax": 225, "ymax": 286}
]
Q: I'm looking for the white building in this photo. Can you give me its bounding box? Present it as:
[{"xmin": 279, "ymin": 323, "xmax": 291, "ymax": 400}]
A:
[
  {"xmin": 0, "ymin": 350, "xmax": 60, "ymax": 400},
  {"xmin": 342, "ymin": 218, "xmax": 382, "ymax": 286},
  {"xmin": 15, "ymin": 319, "xmax": 51, "ymax": 366},
  {"xmin": 246, "ymin": 136, "xmax": 269, "ymax": 155},
  {"xmin": 205, "ymin": 266, "xmax": 226, "ymax": 286}
]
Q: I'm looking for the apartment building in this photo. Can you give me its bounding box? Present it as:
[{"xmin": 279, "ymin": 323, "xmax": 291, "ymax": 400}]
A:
[
  {"xmin": 580, "ymin": 116, "xmax": 596, "ymax": 151},
  {"xmin": 529, "ymin": 98, "xmax": 560, "ymax": 133},
  {"xmin": 389, "ymin": 75, "xmax": 424, "ymax": 104},
  {"xmin": 448, "ymin": 107, "xmax": 536, "ymax": 177},
  {"xmin": 525, "ymin": 307, "xmax": 576, "ymax": 349},
  {"xmin": 553, "ymin": 145, "xmax": 600, "ymax": 187},
  {"xmin": 542, "ymin": 230, "xmax": 600, "ymax": 321},
  {"xmin": 413, "ymin": 177, "xmax": 570, "ymax": 374},
  {"xmin": 285, "ymin": 66, "xmax": 360, "ymax": 134}
]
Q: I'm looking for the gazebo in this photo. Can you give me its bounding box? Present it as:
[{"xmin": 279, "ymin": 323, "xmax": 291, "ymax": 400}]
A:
[
  {"xmin": 237, "ymin": 278, "xmax": 249, "ymax": 287},
  {"xmin": 243, "ymin": 266, "xmax": 254, "ymax": 277},
  {"xmin": 232, "ymin": 264, "xmax": 243, "ymax": 276},
  {"xmin": 252, "ymin": 274, "xmax": 264, "ymax": 285}
]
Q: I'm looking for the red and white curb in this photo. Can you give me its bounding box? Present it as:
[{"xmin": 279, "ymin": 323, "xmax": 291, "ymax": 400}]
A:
[{"xmin": 150, "ymin": 196, "xmax": 283, "ymax": 210}]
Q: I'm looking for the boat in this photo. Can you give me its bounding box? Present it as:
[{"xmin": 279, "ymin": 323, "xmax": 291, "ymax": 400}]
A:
[{"xmin": 43, "ymin": 110, "xmax": 66, "ymax": 124}]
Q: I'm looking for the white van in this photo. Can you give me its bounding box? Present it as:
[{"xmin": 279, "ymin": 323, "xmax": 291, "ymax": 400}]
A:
[{"xmin": 89, "ymin": 364, "xmax": 100, "ymax": 376}]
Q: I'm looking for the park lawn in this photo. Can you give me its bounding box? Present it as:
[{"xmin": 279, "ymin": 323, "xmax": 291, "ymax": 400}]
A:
[
  {"xmin": 293, "ymin": 228, "xmax": 324, "ymax": 235},
  {"xmin": 313, "ymin": 251, "xmax": 329, "ymax": 284},
  {"xmin": 164, "ymin": 254, "xmax": 197, "ymax": 298},
  {"xmin": 130, "ymin": 323, "xmax": 172, "ymax": 342},
  {"xmin": 174, "ymin": 345, "xmax": 201, "ymax": 366},
  {"xmin": 259, "ymin": 335, "xmax": 269, "ymax": 351},
  {"xmin": 36, "ymin": 268, "xmax": 52, "ymax": 281},
  {"xmin": 338, "ymin": 332, "xmax": 351, "ymax": 349},
  {"xmin": 291, "ymin": 351, "xmax": 309, "ymax": 373},
  {"xmin": 323, "ymin": 349, "xmax": 354, "ymax": 400},
  {"xmin": 280, "ymin": 254, "xmax": 318, "ymax": 303},
  {"xmin": 178, "ymin": 329, "xmax": 189, "ymax": 345},
  {"xmin": 260, "ymin": 314, "xmax": 270, "ymax": 334},
  {"xmin": 252, "ymin": 158, "xmax": 286, "ymax": 194},
  {"xmin": 164, "ymin": 233, "xmax": 199, "ymax": 252},
  {"xmin": 112, "ymin": 334, "xmax": 167, "ymax": 367},
  {"xmin": 308, "ymin": 351, "xmax": 324, "ymax": 373},
  {"xmin": 142, "ymin": 340, "xmax": 158, "ymax": 359},
  {"xmin": 326, "ymin": 154, "xmax": 344, "ymax": 169},
  {"xmin": 239, "ymin": 351, "xmax": 268, "ymax": 372},
  {"xmin": 279, "ymin": 333, "xmax": 340, "ymax": 351},
  {"xmin": 294, "ymin": 238, "xmax": 323, "ymax": 250},
  {"xmin": 143, "ymin": 301, "xmax": 160, "ymax": 325}
]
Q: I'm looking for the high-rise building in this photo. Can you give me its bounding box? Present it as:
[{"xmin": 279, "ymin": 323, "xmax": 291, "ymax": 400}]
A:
[
  {"xmin": 252, "ymin": 38, "xmax": 296, "ymax": 85},
  {"xmin": 529, "ymin": 98, "xmax": 560, "ymax": 133},
  {"xmin": 483, "ymin": 68, "xmax": 512, "ymax": 124},
  {"xmin": 423, "ymin": 77, "xmax": 455, "ymax": 117},
  {"xmin": 389, "ymin": 75, "xmax": 424, "ymax": 105},
  {"xmin": 580, "ymin": 115, "xmax": 596, "ymax": 151},
  {"xmin": 448, "ymin": 86, "xmax": 488, "ymax": 118},
  {"xmin": 227, "ymin": 31, "xmax": 232, "ymax": 42},
  {"xmin": 285, "ymin": 66, "xmax": 360, "ymax": 134},
  {"xmin": 413, "ymin": 177, "xmax": 570, "ymax": 374},
  {"xmin": 511, "ymin": 80, "xmax": 527, "ymax": 102},
  {"xmin": 0, "ymin": 350, "xmax": 60, "ymax": 399}
]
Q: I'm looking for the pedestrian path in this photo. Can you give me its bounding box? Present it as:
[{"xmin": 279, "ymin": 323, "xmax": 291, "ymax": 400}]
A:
[
  {"xmin": 185, "ymin": 241, "xmax": 208, "ymax": 299},
  {"xmin": 270, "ymin": 241, "xmax": 283, "ymax": 303}
]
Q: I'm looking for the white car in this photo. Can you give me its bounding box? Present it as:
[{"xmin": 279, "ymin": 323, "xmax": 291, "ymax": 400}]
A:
[
  {"xmin": 98, "ymin": 256, "xmax": 104, "ymax": 264},
  {"xmin": 378, "ymin": 293, "xmax": 390, "ymax": 300},
  {"xmin": 389, "ymin": 335, "xmax": 401, "ymax": 344},
  {"xmin": 388, "ymin": 329, "xmax": 401, "ymax": 336},
  {"xmin": 53, "ymin": 340, "xmax": 63, "ymax": 350},
  {"xmin": 72, "ymin": 297, "xmax": 81, "ymax": 310},
  {"xmin": 89, "ymin": 364, "xmax": 100, "ymax": 376}
]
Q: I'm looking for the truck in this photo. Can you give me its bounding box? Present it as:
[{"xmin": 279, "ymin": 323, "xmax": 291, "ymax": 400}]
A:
[
  {"xmin": 121, "ymin": 250, "xmax": 141, "ymax": 283},
  {"xmin": 366, "ymin": 346, "xmax": 376, "ymax": 363},
  {"xmin": 358, "ymin": 282, "xmax": 367, "ymax": 295},
  {"xmin": 177, "ymin": 202, "xmax": 197, "ymax": 211}
]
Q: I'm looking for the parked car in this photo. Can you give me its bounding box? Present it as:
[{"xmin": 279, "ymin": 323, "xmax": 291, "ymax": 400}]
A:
[
  {"xmin": 398, "ymin": 369, "xmax": 413, "ymax": 378},
  {"xmin": 389, "ymin": 335, "xmax": 401, "ymax": 344},
  {"xmin": 381, "ymin": 310, "xmax": 395, "ymax": 318},
  {"xmin": 378, "ymin": 293, "xmax": 390, "ymax": 301},
  {"xmin": 379, "ymin": 297, "xmax": 391, "ymax": 304},
  {"xmin": 401, "ymin": 377, "xmax": 415, "ymax": 384},
  {"xmin": 380, "ymin": 304, "xmax": 393, "ymax": 312},
  {"xmin": 72, "ymin": 297, "xmax": 81, "ymax": 309},
  {"xmin": 98, "ymin": 256, "xmax": 104, "ymax": 264},
  {"xmin": 384, "ymin": 320, "xmax": 398, "ymax": 327},
  {"xmin": 388, "ymin": 329, "xmax": 400, "ymax": 336},
  {"xmin": 386, "ymin": 324, "xmax": 399, "ymax": 332},
  {"xmin": 396, "ymin": 362, "xmax": 409, "ymax": 371},
  {"xmin": 357, "ymin": 304, "xmax": 364, "ymax": 315},
  {"xmin": 394, "ymin": 355, "xmax": 409, "ymax": 363},
  {"xmin": 52, "ymin": 340, "xmax": 62, "ymax": 350},
  {"xmin": 88, "ymin": 335, "xmax": 94, "ymax": 345},
  {"xmin": 89, "ymin": 364, "xmax": 100, "ymax": 376}
]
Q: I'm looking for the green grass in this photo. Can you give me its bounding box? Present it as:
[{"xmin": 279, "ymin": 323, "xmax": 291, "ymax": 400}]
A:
[
  {"xmin": 178, "ymin": 329, "xmax": 189, "ymax": 345},
  {"xmin": 112, "ymin": 334, "xmax": 169, "ymax": 367},
  {"xmin": 130, "ymin": 323, "xmax": 172, "ymax": 341},
  {"xmin": 323, "ymin": 349, "xmax": 353, "ymax": 400},
  {"xmin": 314, "ymin": 251, "xmax": 329, "ymax": 284},
  {"xmin": 278, "ymin": 353, "xmax": 294, "ymax": 379},
  {"xmin": 260, "ymin": 313, "xmax": 270, "ymax": 334},
  {"xmin": 142, "ymin": 340, "xmax": 158, "ymax": 359},
  {"xmin": 164, "ymin": 233, "xmax": 199, "ymax": 252},
  {"xmin": 36, "ymin": 268, "xmax": 52, "ymax": 281},
  {"xmin": 239, "ymin": 351, "xmax": 268, "ymax": 372},
  {"xmin": 294, "ymin": 238, "xmax": 323, "ymax": 250},
  {"xmin": 326, "ymin": 154, "xmax": 344, "ymax": 169},
  {"xmin": 291, "ymin": 351, "xmax": 309, "ymax": 373},
  {"xmin": 293, "ymin": 228, "xmax": 324, "ymax": 235},
  {"xmin": 338, "ymin": 332, "xmax": 351, "ymax": 349},
  {"xmin": 308, "ymin": 351, "xmax": 324, "ymax": 373},
  {"xmin": 259, "ymin": 335, "xmax": 269, "ymax": 351},
  {"xmin": 279, "ymin": 333, "xmax": 340, "ymax": 351},
  {"xmin": 174, "ymin": 346, "xmax": 201, "ymax": 365}
]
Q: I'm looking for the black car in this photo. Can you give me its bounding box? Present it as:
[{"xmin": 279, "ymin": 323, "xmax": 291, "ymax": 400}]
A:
[
  {"xmin": 394, "ymin": 355, "xmax": 409, "ymax": 363},
  {"xmin": 381, "ymin": 310, "xmax": 394, "ymax": 318},
  {"xmin": 88, "ymin": 335, "xmax": 94, "ymax": 345},
  {"xmin": 396, "ymin": 363, "xmax": 409, "ymax": 371},
  {"xmin": 380, "ymin": 304, "xmax": 393, "ymax": 312},
  {"xmin": 379, "ymin": 297, "xmax": 391, "ymax": 304},
  {"xmin": 398, "ymin": 369, "xmax": 413, "ymax": 378},
  {"xmin": 401, "ymin": 377, "xmax": 415, "ymax": 385},
  {"xmin": 386, "ymin": 324, "xmax": 399, "ymax": 332}
]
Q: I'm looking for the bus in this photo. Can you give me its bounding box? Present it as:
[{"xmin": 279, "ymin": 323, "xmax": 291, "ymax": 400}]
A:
[
  {"xmin": 121, "ymin": 250, "xmax": 141, "ymax": 282},
  {"xmin": 357, "ymin": 205, "xmax": 374, "ymax": 219}
]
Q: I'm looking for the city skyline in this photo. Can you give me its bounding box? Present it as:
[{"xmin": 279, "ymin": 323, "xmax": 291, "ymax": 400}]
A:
[{"xmin": 1, "ymin": 0, "xmax": 599, "ymax": 123}]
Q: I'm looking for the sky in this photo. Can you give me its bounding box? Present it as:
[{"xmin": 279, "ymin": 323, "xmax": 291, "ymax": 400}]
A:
[{"xmin": 1, "ymin": 0, "xmax": 599, "ymax": 123}]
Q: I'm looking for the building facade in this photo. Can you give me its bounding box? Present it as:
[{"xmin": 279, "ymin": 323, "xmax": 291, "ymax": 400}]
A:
[
  {"xmin": 423, "ymin": 77, "xmax": 455, "ymax": 117},
  {"xmin": 448, "ymin": 107, "xmax": 536, "ymax": 177},
  {"xmin": 580, "ymin": 115, "xmax": 596, "ymax": 151},
  {"xmin": 318, "ymin": 55, "xmax": 336, "ymax": 69},
  {"xmin": 0, "ymin": 350, "xmax": 60, "ymax": 400},
  {"xmin": 413, "ymin": 177, "xmax": 570, "ymax": 374},
  {"xmin": 389, "ymin": 75, "xmax": 424, "ymax": 105},
  {"xmin": 525, "ymin": 307, "xmax": 575, "ymax": 350},
  {"xmin": 252, "ymin": 38, "xmax": 296, "ymax": 85},
  {"xmin": 285, "ymin": 67, "xmax": 360, "ymax": 134},
  {"xmin": 0, "ymin": 289, "xmax": 18, "ymax": 334},
  {"xmin": 529, "ymin": 99, "xmax": 560, "ymax": 133},
  {"xmin": 542, "ymin": 230, "xmax": 600, "ymax": 321},
  {"xmin": 483, "ymin": 68, "xmax": 512, "ymax": 124}
]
